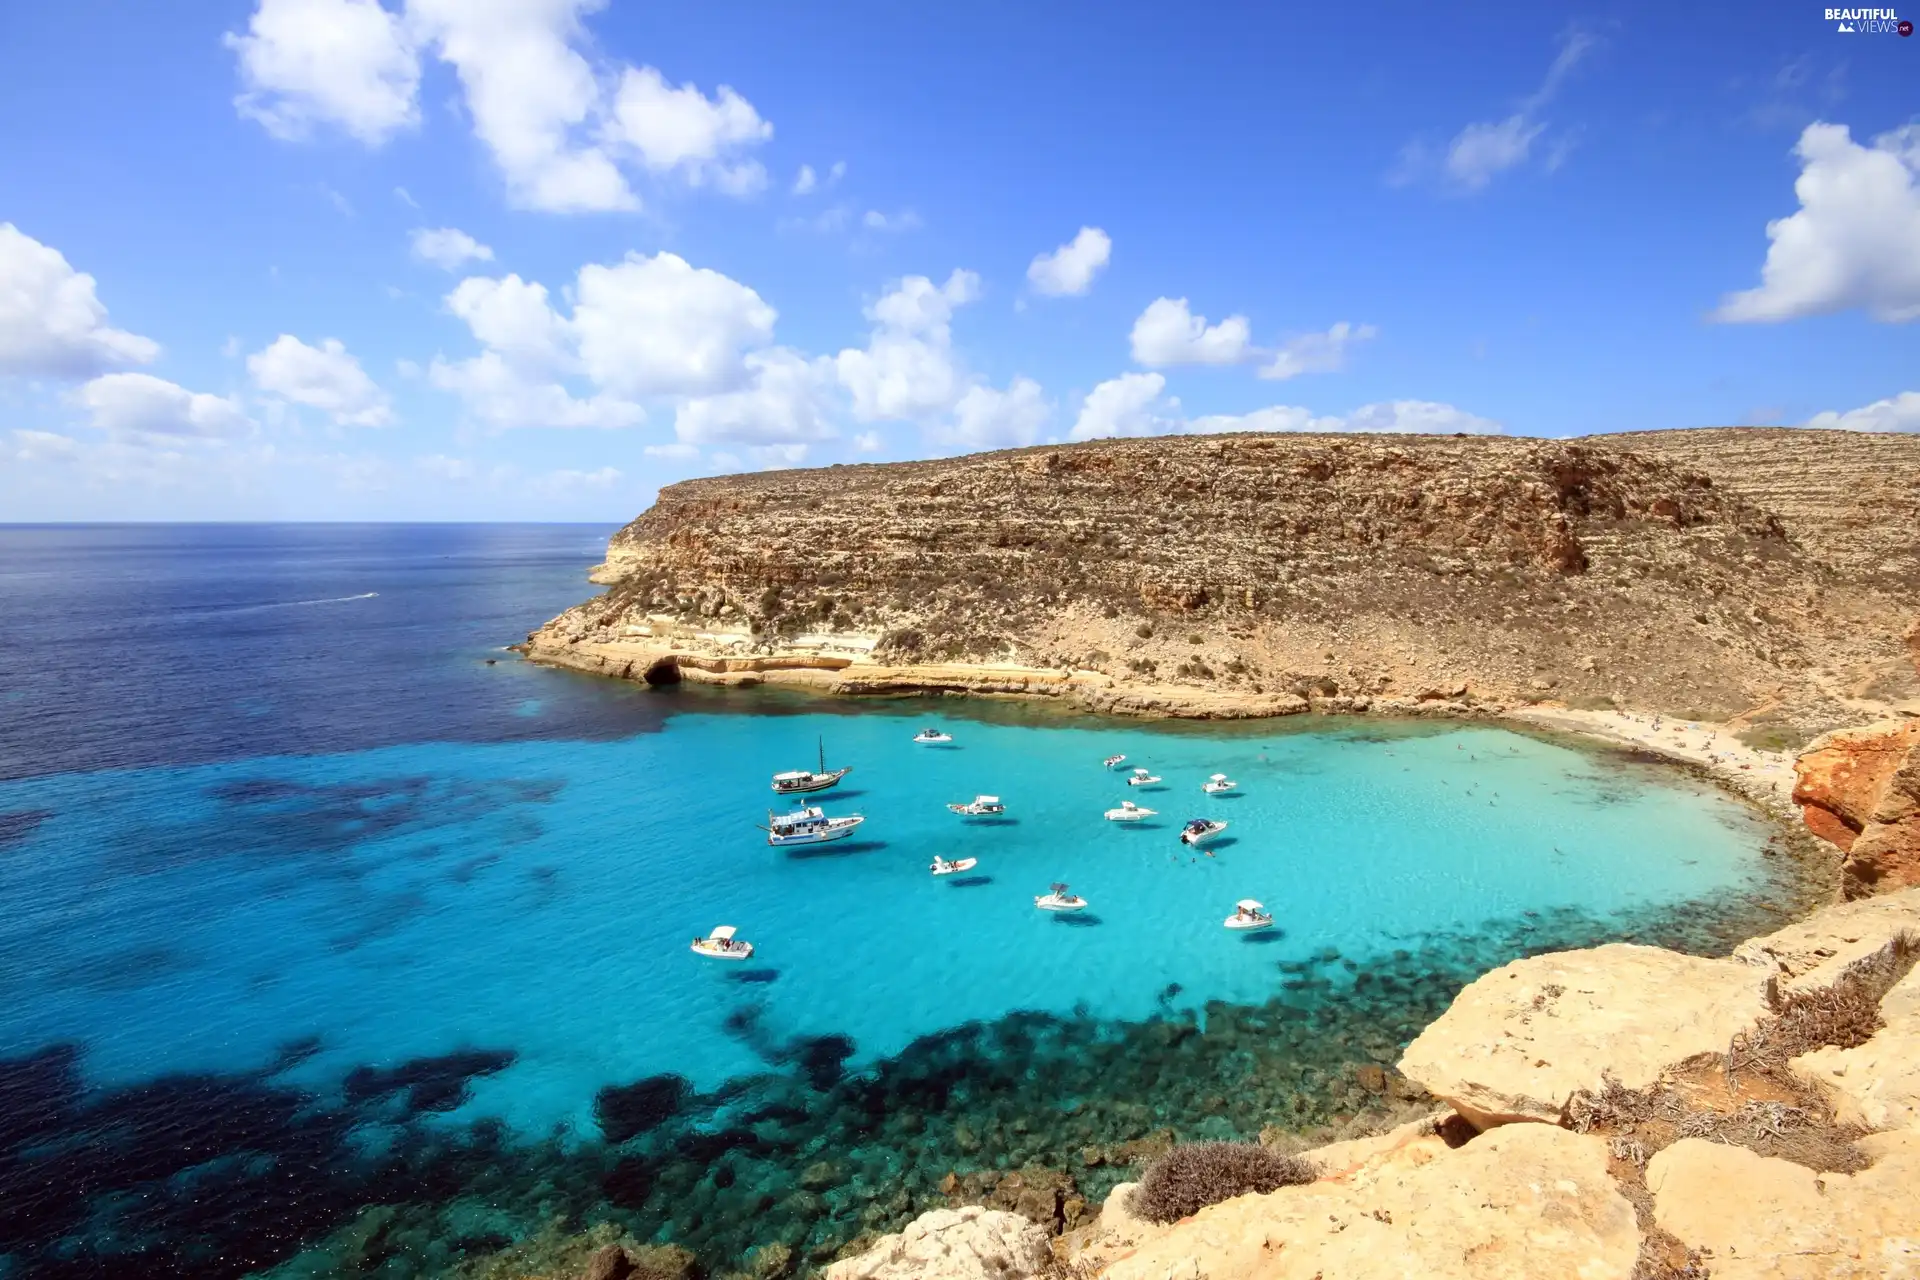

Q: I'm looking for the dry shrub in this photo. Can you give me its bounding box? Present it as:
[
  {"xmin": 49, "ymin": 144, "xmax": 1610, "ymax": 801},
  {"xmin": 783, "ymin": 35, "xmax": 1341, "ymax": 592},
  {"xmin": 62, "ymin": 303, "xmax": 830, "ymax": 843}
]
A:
[
  {"xmin": 1130, "ymin": 1142, "xmax": 1316, "ymax": 1224},
  {"xmin": 1729, "ymin": 937, "xmax": 1913, "ymax": 1083}
]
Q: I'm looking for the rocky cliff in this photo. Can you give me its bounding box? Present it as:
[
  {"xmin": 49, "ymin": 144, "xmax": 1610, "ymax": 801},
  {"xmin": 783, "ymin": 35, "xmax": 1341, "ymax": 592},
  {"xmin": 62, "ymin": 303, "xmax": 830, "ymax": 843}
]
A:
[
  {"xmin": 1795, "ymin": 720, "xmax": 1920, "ymax": 897},
  {"xmin": 534, "ymin": 429, "xmax": 1920, "ymax": 741}
]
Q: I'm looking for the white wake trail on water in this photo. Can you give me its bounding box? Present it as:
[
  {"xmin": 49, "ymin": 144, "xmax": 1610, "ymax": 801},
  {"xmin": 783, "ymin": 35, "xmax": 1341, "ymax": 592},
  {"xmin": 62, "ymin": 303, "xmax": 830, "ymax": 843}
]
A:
[{"xmin": 206, "ymin": 592, "xmax": 380, "ymax": 616}]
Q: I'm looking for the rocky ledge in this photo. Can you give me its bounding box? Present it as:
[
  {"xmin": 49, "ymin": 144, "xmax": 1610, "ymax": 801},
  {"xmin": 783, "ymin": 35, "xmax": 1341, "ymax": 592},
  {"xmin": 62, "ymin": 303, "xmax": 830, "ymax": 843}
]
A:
[{"xmin": 809, "ymin": 889, "xmax": 1920, "ymax": 1280}]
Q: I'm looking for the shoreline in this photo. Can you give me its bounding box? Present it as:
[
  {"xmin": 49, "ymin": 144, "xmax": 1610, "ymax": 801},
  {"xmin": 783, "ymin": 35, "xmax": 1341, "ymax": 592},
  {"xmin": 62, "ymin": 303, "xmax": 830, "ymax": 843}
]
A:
[{"xmin": 520, "ymin": 634, "xmax": 1819, "ymax": 861}]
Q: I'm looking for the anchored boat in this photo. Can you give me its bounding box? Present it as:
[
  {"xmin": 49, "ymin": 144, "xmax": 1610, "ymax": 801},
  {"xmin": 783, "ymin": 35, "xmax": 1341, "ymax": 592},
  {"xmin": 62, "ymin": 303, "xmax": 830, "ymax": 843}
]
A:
[
  {"xmin": 946, "ymin": 795, "xmax": 1006, "ymax": 817},
  {"xmin": 761, "ymin": 805, "xmax": 865, "ymax": 847},
  {"xmin": 1034, "ymin": 882, "xmax": 1087, "ymax": 912},
  {"xmin": 1104, "ymin": 800, "xmax": 1157, "ymax": 822},
  {"xmin": 1224, "ymin": 899, "xmax": 1274, "ymax": 930},
  {"xmin": 1202, "ymin": 773, "xmax": 1239, "ymax": 795},
  {"xmin": 1180, "ymin": 818, "xmax": 1228, "ymax": 846},
  {"xmin": 1126, "ymin": 767, "xmax": 1162, "ymax": 787},
  {"xmin": 771, "ymin": 737, "xmax": 851, "ymax": 795},
  {"xmin": 930, "ymin": 855, "xmax": 978, "ymax": 876},
  {"xmin": 913, "ymin": 727, "xmax": 954, "ymax": 744},
  {"xmin": 691, "ymin": 925, "xmax": 754, "ymax": 959},
  {"xmin": 1102, "ymin": 754, "xmax": 1128, "ymax": 769}
]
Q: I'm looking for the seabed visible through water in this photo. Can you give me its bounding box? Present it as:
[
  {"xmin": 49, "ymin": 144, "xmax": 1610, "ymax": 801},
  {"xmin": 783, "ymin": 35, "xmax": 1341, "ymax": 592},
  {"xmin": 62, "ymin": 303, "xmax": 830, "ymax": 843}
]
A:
[{"xmin": 0, "ymin": 680, "xmax": 1828, "ymax": 1280}]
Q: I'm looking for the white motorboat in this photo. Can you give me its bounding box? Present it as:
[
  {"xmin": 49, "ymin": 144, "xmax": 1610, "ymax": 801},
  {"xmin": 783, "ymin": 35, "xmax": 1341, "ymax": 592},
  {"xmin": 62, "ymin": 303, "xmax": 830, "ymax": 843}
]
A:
[
  {"xmin": 761, "ymin": 805, "xmax": 866, "ymax": 846},
  {"xmin": 1034, "ymin": 882, "xmax": 1088, "ymax": 912},
  {"xmin": 930, "ymin": 855, "xmax": 979, "ymax": 876},
  {"xmin": 946, "ymin": 795, "xmax": 1006, "ymax": 817},
  {"xmin": 772, "ymin": 737, "xmax": 852, "ymax": 795},
  {"xmin": 913, "ymin": 728, "xmax": 954, "ymax": 744},
  {"xmin": 691, "ymin": 925, "xmax": 754, "ymax": 959},
  {"xmin": 1102, "ymin": 754, "xmax": 1128, "ymax": 769},
  {"xmin": 1180, "ymin": 818, "xmax": 1228, "ymax": 846},
  {"xmin": 1127, "ymin": 768, "xmax": 1163, "ymax": 787},
  {"xmin": 1224, "ymin": 899, "xmax": 1274, "ymax": 931},
  {"xmin": 1202, "ymin": 773, "xmax": 1239, "ymax": 795},
  {"xmin": 1104, "ymin": 800, "xmax": 1158, "ymax": 822}
]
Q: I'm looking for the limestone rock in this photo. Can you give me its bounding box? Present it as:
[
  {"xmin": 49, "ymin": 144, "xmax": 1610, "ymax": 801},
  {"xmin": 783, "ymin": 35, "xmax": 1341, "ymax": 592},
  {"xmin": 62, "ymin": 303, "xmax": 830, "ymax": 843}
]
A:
[
  {"xmin": 1103, "ymin": 1123, "xmax": 1639, "ymax": 1280},
  {"xmin": 821, "ymin": 1206, "xmax": 1051, "ymax": 1280},
  {"xmin": 1732, "ymin": 886, "xmax": 1920, "ymax": 992},
  {"xmin": 1791, "ymin": 963, "xmax": 1920, "ymax": 1133},
  {"xmin": 1794, "ymin": 720, "xmax": 1920, "ymax": 897},
  {"xmin": 1397, "ymin": 943, "xmax": 1771, "ymax": 1129},
  {"xmin": 1646, "ymin": 1130, "xmax": 1920, "ymax": 1280},
  {"xmin": 581, "ymin": 1244, "xmax": 633, "ymax": 1280}
]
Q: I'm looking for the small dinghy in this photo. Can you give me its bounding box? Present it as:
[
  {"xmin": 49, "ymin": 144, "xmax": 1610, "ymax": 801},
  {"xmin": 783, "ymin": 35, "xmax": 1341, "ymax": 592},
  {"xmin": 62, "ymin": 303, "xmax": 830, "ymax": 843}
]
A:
[
  {"xmin": 930, "ymin": 855, "xmax": 978, "ymax": 876},
  {"xmin": 1223, "ymin": 899, "xmax": 1274, "ymax": 931},
  {"xmin": 691, "ymin": 925, "xmax": 754, "ymax": 959},
  {"xmin": 772, "ymin": 737, "xmax": 852, "ymax": 795},
  {"xmin": 761, "ymin": 805, "xmax": 865, "ymax": 847},
  {"xmin": 1127, "ymin": 767, "xmax": 1163, "ymax": 788},
  {"xmin": 1104, "ymin": 800, "xmax": 1158, "ymax": 822},
  {"xmin": 1034, "ymin": 882, "xmax": 1087, "ymax": 912},
  {"xmin": 1102, "ymin": 754, "xmax": 1128, "ymax": 769},
  {"xmin": 913, "ymin": 728, "xmax": 954, "ymax": 744},
  {"xmin": 1180, "ymin": 818, "xmax": 1228, "ymax": 846},
  {"xmin": 1202, "ymin": 773, "xmax": 1239, "ymax": 795},
  {"xmin": 946, "ymin": 795, "xmax": 1006, "ymax": 817}
]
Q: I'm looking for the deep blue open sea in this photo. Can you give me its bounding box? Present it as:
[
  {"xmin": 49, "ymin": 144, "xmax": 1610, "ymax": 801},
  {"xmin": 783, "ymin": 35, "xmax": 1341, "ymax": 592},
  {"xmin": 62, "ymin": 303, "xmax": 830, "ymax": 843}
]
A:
[{"xmin": 0, "ymin": 525, "xmax": 1812, "ymax": 1279}]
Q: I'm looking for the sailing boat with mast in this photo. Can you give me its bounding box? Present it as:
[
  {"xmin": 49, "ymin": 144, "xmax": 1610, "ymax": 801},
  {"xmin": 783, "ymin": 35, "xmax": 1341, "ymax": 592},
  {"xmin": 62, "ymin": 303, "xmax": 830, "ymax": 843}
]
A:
[{"xmin": 771, "ymin": 737, "xmax": 852, "ymax": 795}]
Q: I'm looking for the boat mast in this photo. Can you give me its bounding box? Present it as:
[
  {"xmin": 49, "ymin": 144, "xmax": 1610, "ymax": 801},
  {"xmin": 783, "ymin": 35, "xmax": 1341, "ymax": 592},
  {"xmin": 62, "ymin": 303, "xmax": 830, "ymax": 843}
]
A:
[{"xmin": 817, "ymin": 735, "xmax": 825, "ymax": 774}]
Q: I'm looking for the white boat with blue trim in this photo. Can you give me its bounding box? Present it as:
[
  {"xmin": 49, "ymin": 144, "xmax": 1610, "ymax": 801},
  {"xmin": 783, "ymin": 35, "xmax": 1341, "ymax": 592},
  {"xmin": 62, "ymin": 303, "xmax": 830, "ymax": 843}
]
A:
[{"xmin": 761, "ymin": 805, "xmax": 865, "ymax": 846}]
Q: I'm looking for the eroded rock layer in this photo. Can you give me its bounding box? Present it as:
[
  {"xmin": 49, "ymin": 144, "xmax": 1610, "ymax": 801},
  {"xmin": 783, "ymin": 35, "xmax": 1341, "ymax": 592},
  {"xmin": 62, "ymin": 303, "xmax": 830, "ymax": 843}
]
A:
[{"xmin": 542, "ymin": 429, "xmax": 1920, "ymax": 736}]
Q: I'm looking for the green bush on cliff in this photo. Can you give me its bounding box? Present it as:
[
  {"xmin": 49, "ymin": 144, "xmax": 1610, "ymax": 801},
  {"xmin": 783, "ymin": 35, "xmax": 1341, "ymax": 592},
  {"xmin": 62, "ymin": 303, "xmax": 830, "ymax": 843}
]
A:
[{"xmin": 1130, "ymin": 1141, "xmax": 1316, "ymax": 1223}]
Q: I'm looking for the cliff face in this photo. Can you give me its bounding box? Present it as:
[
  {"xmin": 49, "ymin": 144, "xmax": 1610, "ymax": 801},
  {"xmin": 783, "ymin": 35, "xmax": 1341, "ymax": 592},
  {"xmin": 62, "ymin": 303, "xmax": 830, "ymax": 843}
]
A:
[
  {"xmin": 547, "ymin": 429, "xmax": 1919, "ymax": 736},
  {"xmin": 1796, "ymin": 720, "xmax": 1920, "ymax": 897}
]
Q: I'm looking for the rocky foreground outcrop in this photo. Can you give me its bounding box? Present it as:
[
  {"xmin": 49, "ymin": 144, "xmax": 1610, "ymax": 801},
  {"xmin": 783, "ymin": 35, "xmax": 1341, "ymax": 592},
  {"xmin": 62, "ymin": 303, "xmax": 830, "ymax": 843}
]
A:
[
  {"xmin": 1796, "ymin": 719, "xmax": 1920, "ymax": 897},
  {"xmin": 535, "ymin": 428, "xmax": 1920, "ymax": 740},
  {"xmin": 822, "ymin": 889, "xmax": 1920, "ymax": 1280}
]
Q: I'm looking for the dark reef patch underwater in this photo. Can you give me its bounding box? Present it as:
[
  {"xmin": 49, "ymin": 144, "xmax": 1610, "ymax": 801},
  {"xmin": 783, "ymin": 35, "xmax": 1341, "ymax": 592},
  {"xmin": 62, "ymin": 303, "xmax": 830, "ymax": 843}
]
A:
[{"xmin": 0, "ymin": 893, "xmax": 1808, "ymax": 1280}]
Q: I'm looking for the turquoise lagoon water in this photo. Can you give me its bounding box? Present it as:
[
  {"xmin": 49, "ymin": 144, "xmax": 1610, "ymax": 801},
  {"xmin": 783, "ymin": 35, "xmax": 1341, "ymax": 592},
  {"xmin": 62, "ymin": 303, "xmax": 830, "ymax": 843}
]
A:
[
  {"xmin": 0, "ymin": 704, "xmax": 1783, "ymax": 1138},
  {"xmin": 0, "ymin": 526, "xmax": 1809, "ymax": 1279}
]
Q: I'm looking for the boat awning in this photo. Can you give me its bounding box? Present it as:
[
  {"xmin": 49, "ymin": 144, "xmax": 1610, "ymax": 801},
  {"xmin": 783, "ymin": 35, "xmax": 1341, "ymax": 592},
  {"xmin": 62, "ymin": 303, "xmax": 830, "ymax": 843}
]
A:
[
  {"xmin": 772, "ymin": 771, "xmax": 808, "ymax": 781},
  {"xmin": 708, "ymin": 925, "xmax": 738, "ymax": 941},
  {"xmin": 1236, "ymin": 899, "xmax": 1264, "ymax": 912},
  {"xmin": 976, "ymin": 795, "xmax": 1000, "ymax": 804},
  {"xmin": 1210, "ymin": 773, "xmax": 1228, "ymax": 781}
]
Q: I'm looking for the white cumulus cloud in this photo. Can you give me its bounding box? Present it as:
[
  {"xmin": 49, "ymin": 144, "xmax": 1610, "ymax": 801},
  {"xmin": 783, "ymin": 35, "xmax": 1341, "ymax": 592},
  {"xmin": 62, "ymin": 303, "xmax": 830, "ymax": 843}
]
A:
[
  {"xmin": 1129, "ymin": 298, "xmax": 1254, "ymax": 367},
  {"xmin": 1260, "ymin": 321, "xmax": 1379, "ymax": 381},
  {"xmin": 429, "ymin": 351, "xmax": 643, "ymax": 431},
  {"xmin": 1027, "ymin": 227, "xmax": 1112, "ymax": 297},
  {"xmin": 1804, "ymin": 390, "xmax": 1920, "ymax": 432},
  {"xmin": 1715, "ymin": 122, "xmax": 1920, "ymax": 324},
  {"xmin": 225, "ymin": 0, "xmax": 419, "ymax": 145},
  {"xmin": 1397, "ymin": 30, "xmax": 1594, "ymax": 191},
  {"xmin": 227, "ymin": 0, "xmax": 776, "ymax": 213},
  {"xmin": 572, "ymin": 252, "xmax": 777, "ymax": 395},
  {"xmin": 940, "ymin": 377, "xmax": 1052, "ymax": 450},
  {"xmin": 0, "ymin": 224, "xmax": 160, "ymax": 378},
  {"xmin": 835, "ymin": 269, "xmax": 981, "ymax": 422},
  {"xmin": 1070, "ymin": 372, "xmax": 1175, "ymax": 440},
  {"xmin": 410, "ymin": 227, "xmax": 495, "ymax": 271},
  {"xmin": 673, "ymin": 349, "xmax": 837, "ymax": 450},
  {"xmin": 247, "ymin": 334, "xmax": 394, "ymax": 426},
  {"xmin": 75, "ymin": 373, "xmax": 255, "ymax": 440}
]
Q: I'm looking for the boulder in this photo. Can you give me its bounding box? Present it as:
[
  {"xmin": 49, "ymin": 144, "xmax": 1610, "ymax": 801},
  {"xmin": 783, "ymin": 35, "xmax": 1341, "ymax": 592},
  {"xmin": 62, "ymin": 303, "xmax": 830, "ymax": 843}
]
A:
[
  {"xmin": 1646, "ymin": 1130, "xmax": 1920, "ymax": 1280},
  {"xmin": 1791, "ymin": 963, "xmax": 1920, "ymax": 1133},
  {"xmin": 821, "ymin": 1206, "xmax": 1052, "ymax": 1280},
  {"xmin": 1794, "ymin": 720, "xmax": 1920, "ymax": 897},
  {"xmin": 582, "ymin": 1245, "xmax": 633, "ymax": 1280},
  {"xmin": 1731, "ymin": 886, "xmax": 1920, "ymax": 993},
  {"xmin": 1102, "ymin": 1123, "xmax": 1639, "ymax": 1280},
  {"xmin": 1397, "ymin": 944, "xmax": 1772, "ymax": 1129}
]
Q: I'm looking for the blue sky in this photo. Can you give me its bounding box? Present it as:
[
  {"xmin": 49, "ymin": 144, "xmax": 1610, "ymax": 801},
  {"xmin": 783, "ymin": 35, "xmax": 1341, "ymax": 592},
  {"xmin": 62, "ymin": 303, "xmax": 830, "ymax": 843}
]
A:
[{"xmin": 1, "ymin": 0, "xmax": 1916, "ymax": 520}]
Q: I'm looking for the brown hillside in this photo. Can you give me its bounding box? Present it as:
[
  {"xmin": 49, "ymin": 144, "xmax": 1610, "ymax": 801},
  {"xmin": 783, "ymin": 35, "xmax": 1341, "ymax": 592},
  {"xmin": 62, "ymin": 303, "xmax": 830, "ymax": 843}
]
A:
[{"xmin": 544, "ymin": 429, "xmax": 1920, "ymax": 740}]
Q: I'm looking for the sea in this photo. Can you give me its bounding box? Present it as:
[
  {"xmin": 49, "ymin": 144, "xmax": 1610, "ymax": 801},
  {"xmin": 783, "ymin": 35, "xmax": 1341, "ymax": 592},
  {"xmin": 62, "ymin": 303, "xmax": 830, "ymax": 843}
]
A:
[{"xmin": 0, "ymin": 524, "xmax": 1816, "ymax": 1279}]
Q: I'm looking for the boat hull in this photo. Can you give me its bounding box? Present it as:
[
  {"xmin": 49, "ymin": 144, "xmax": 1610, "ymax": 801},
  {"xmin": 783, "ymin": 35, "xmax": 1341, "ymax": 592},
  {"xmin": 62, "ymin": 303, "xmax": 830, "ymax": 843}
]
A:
[
  {"xmin": 1223, "ymin": 917, "xmax": 1273, "ymax": 930},
  {"xmin": 691, "ymin": 941, "xmax": 755, "ymax": 959},
  {"xmin": 1180, "ymin": 824, "xmax": 1228, "ymax": 846},
  {"xmin": 771, "ymin": 767, "xmax": 850, "ymax": 795},
  {"xmin": 766, "ymin": 816, "xmax": 865, "ymax": 846},
  {"xmin": 931, "ymin": 858, "xmax": 978, "ymax": 876},
  {"xmin": 1035, "ymin": 898, "xmax": 1087, "ymax": 912}
]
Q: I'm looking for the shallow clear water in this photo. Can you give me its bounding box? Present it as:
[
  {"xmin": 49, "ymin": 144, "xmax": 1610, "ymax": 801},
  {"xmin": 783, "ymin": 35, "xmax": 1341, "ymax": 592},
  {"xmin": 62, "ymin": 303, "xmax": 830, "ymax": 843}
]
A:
[{"xmin": 0, "ymin": 525, "xmax": 1807, "ymax": 1279}]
